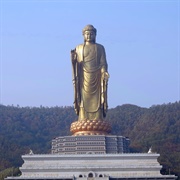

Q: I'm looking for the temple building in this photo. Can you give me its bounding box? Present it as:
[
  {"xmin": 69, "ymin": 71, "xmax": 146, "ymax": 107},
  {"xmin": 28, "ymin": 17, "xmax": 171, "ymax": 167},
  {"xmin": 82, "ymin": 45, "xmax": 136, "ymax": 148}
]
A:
[{"xmin": 51, "ymin": 135, "xmax": 130, "ymax": 154}]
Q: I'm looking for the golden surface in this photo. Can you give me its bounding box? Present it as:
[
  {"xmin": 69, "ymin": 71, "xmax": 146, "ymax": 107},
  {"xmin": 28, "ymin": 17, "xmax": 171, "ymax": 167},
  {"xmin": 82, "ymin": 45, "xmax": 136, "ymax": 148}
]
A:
[
  {"xmin": 70, "ymin": 25, "xmax": 111, "ymax": 135},
  {"xmin": 70, "ymin": 119, "xmax": 111, "ymax": 135}
]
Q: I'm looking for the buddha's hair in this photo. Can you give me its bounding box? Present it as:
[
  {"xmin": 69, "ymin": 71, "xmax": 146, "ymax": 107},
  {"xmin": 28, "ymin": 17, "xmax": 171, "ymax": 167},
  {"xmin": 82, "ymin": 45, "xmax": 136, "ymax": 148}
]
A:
[{"xmin": 82, "ymin": 25, "xmax": 97, "ymax": 35}]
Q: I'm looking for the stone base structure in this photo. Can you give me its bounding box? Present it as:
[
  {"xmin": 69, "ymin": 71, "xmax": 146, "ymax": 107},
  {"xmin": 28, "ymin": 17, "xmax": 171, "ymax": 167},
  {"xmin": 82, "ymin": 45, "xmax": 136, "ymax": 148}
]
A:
[
  {"xmin": 5, "ymin": 135, "xmax": 177, "ymax": 180},
  {"xmin": 51, "ymin": 135, "xmax": 130, "ymax": 154},
  {"xmin": 6, "ymin": 153, "xmax": 177, "ymax": 180}
]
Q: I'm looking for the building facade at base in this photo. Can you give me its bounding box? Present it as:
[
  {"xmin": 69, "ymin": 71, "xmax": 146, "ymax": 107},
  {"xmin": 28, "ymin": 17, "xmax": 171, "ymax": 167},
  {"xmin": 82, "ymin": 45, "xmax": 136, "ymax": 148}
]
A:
[
  {"xmin": 6, "ymin": 153, "xmax": 177, "ymax": 180},
  {"xmin": 51, "ymin": 135, "xmax": 130, "ymax": 154}
]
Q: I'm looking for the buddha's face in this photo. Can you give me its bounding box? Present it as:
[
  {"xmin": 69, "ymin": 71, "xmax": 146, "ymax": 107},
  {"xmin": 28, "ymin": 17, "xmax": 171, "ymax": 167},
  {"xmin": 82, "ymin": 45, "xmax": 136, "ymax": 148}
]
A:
[{"xmin": 84, "ymin": 30, "xmax": 96, "ymax": 43}]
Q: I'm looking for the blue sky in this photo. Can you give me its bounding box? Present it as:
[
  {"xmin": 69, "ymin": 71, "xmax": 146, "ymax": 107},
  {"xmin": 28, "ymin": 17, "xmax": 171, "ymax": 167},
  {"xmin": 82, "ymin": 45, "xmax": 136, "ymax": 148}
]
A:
[{"xmin": 0, "ymin": 0, "xmax": 179, "ymax": 108}]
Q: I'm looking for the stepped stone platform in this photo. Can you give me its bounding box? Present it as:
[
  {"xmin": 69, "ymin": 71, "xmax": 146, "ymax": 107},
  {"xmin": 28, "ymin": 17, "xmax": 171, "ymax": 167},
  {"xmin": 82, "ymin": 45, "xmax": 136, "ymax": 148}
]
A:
[{"xmin": 6, "ymin": 153, "xmax": 177, "ymax": 180}]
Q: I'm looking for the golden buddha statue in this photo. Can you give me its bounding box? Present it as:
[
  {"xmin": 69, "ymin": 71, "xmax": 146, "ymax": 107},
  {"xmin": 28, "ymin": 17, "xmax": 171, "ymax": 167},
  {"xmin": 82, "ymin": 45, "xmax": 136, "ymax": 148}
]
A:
[{"xmin": 70, "ymin": 25, "xmax": 111, "ymax": 135}]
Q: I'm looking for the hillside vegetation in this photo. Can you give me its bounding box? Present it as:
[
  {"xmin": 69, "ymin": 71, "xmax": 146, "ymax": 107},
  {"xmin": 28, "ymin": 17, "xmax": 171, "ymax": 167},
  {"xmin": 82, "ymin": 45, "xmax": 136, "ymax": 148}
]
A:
[{"xmin": 0, "ymin": 102, "xmax": 180, "ymax": 179}]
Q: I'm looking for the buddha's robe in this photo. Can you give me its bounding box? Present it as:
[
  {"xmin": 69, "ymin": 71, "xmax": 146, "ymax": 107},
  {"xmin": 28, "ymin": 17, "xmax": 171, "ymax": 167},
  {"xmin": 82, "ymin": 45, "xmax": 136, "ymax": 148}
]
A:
[{"xmin": 72, "ymin": 43, "xmax": 108, "ymax": 121}]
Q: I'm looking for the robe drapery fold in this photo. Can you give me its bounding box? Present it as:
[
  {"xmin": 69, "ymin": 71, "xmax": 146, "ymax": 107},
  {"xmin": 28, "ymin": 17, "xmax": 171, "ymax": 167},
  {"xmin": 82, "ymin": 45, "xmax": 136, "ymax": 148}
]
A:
[{"xmin": 72, "ymin": 43, "xmax": 108, "ymax": 120}]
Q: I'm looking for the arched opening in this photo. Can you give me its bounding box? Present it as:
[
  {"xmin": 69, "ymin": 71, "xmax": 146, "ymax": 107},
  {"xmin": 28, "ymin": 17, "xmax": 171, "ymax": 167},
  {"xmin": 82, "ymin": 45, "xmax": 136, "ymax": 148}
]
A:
[
  {"xmin": 99, "ymin": 174, "xmax": 103, "ymax": 177},
  {"xmin": 79, "ymin": 174, "xmax": 83, "ymax": 178},
  {"xmin": 88, "ymin": 173, "xmax": 93, "ymax": 178}
]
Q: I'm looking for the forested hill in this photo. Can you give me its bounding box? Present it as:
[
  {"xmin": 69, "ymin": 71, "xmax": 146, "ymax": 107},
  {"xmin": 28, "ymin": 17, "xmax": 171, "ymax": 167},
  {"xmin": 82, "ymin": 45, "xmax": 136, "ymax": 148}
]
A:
[{"xmin": 0, "ymin": 102, "xmax": 180, "ymax": 178}]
